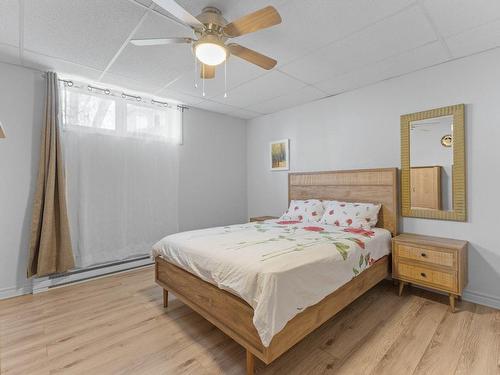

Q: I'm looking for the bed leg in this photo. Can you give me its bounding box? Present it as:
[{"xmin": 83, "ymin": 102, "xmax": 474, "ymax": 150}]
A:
[
  {"xmin": 246, "ymin": 350, "xmax": 255, "ymax": 375},
  {"xmin": 163, "ymin": 289, "xmax": 168, "ymax": 308}
]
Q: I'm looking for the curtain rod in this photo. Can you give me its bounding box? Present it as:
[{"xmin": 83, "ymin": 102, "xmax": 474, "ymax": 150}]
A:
[{"xmin": 53, "ymin": 76, "xmax": 189, "ymax": 112}]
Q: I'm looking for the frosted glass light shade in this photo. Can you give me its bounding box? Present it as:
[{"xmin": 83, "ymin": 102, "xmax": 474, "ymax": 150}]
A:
[{"xmin": 195, "ymin": 43, "xmax": 227, "ymax": 66}]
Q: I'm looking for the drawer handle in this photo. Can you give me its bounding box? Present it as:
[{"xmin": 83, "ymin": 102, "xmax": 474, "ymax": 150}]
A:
[
  {"xmin": 420, "ymin": 252, "xmax": 427, "ymax": 257},
  {"xmin": 420, "ymin": 272, "xmax": 427, "ymax": 278}
]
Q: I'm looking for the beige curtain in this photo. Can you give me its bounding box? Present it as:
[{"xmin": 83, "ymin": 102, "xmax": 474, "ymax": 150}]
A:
[{"xmin": 27, "ymin": 72, "xmax": 74, "ymax": 277}]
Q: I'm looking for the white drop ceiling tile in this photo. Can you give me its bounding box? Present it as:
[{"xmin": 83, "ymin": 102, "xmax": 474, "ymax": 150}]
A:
[
  {"xmin": 422, "ymin": 0, "xmax": 500, "ymax": 37},
  {"xmin": 164, "ymin": 56, "xmax": 266, "ymax": 99},
  {"xmin": 0, "ymin": 0, "xmax": 19, "ymax": 46},
  {"xmin": 279, "ymin": 51, "xmax": 337, "ymax": 85},
  {"xmin": 23, "ymin": 51, "xmax": 103, "ymax": 81},
  {"xmin": 234, "ymin": 0, "xmax": 415, "ymax": 67},
  {"xmin": 223, "ymin": 57, "xmax": 269, "ymax": 88},
  {"xmin": 193, "ymin": 100, "xmax": 240, "ymax": 115},
  {"xmin": 281, "ymin": 5, "xmax": 437, "ymax": 84},
  {"xmin": 246, "ymin": 85, "xmax": 326, "ymax": 114},
  {"xmin": 157, "ymin": 88, "xmax": 205, "ymax": 105},
  {"xmin": 134, "ymin": 0, "xmax": 153, "ymax": 7},
  {"xmin": 24, "ymin": 0, "xmax": 146, "ymax": 70},
  {"xmin": 99, "ymin": 72, "xmax": 165, "ymax": 94},
  {"xmin": 108, "ymin": 12, "xmax": 193, "ymax": 87},
  {"xmin": 446, "ymin": 18, "xmax": 500, "ymax": 58},
  {"xmin": 211, "ymin": 70, "xmax": 305, "ymax": 108},
  {"xmin": 316, "ymin": 41, "xmax": 449, "ymax": 95},
  {"xmin": 163, "ymin": 72, "xmax": 222, "ymax": 100},
  {"xmin": 226, "ymin": 108, "xmax": 262, "ymax": 120},
  {"xmin": 173, "ymin": 0, "xmax": 289, "ymax": 25},
  {"xmin": 0, "ymin": 44, "xmax": 20, "ymax": 65},
  {"xmin": 314, "ymin": 5, "xmax": 437, "ymax": 82}
]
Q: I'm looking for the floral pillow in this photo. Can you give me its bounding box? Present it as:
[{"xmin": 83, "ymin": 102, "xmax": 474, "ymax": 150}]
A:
[
  {"xmin": 320, "ymin": 201, "xmax": 381, "ymax": 229},
  {"xmin": 279, "ymin": 199, "xmax": 324, "ymax": 222}
]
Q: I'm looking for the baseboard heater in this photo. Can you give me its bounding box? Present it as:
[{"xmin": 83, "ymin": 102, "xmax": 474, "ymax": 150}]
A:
[{"xmin": 32, "ymin": 255, "xmax": 153, "ymax": 294}]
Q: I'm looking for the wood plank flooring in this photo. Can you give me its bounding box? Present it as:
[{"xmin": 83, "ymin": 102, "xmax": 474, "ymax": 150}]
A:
[{"xmin": 1, "ymin": 267, "xmax": 498, "ymax": 374}]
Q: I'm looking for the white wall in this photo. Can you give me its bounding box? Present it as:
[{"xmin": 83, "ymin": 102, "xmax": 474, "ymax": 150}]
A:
[
  {"xmin": 247, "ymin": 48, "xmax": 500, "ymax": 307},
  {"xmin": 0, "ymin": 62, "xmax": 247, "ymax": 299},
  {"xmin": 0, "ymin": 63, "xmax": 44, "ymax": 298},
  {"xmin": 179, "ymin": 108, "xmax": 247, "ymax": 231}
]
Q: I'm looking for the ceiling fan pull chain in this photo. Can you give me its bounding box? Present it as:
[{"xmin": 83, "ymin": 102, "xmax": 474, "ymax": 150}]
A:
[
  {"xmin": 194, "ymin": 57, "xmax": 198, "ymax": 88},
  {"xmin": 202, "ymin": 64, "xmax": 206, "ymax": 97},
  {"xmin": 224, "ymin": 59, "xmax": 228, "ymax": 98}
]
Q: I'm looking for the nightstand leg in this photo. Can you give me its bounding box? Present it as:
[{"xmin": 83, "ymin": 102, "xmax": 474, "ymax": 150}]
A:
[
  {"xmin": 398, "ymin": 281, "xmax": 405, "ymax": 296},
  {"xmin": 449, "ymin": 294, "xmax": 456, "ymax": 313},
  {"xmin": 163, "ymin": 289, "xmax": 169, "ymax": 308}
]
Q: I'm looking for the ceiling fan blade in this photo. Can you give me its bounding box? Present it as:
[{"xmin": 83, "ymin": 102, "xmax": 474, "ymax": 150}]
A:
[
  {"xmin": 200, "ymin": 64, "xmax": 215, "ymax": 79},
  {"xmin": 224, "ymin": 6, "xmax": 281, "ymax": 37},
  {"xmin": 130, "ymin": 37, "xmax": 193, "ymax": 46},
  {"xmin": 228, "ymin": 44, "xmax": 277, "ymax": 70},
  {"xmin": 152, "ymin": 0, "xmax": 204, "ymax": 30}
]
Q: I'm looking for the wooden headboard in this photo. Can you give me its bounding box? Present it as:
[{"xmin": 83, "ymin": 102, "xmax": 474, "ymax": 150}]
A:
[{"xmin": 288, "ymin": 168, "xmax": 398, "ymax": 236}]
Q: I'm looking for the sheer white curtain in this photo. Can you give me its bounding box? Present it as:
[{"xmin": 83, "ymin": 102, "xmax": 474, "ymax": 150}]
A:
[{"xmin": 60, "ymin": 82, "xmax": 181, "ymax": 268}]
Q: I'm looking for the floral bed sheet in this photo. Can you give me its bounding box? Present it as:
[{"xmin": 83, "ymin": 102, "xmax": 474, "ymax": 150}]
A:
[{"xmin": 152, "ymin": 220, "xmax": 391, "ymax": 346}]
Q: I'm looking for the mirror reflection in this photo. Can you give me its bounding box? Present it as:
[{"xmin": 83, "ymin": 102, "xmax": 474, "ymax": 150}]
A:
[{"xmin": 410, "ymin": 115, "xmax": 453, "ymax": 211}]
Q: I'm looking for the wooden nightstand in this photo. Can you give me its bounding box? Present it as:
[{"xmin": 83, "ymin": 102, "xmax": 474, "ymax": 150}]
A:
[
  {"xmin": 392, "ymin": 233, "xmax": 468, "ymax": 312},
  {"xmin": 249, "ymin": 216, "xmax": 278, "ymax": 222}
]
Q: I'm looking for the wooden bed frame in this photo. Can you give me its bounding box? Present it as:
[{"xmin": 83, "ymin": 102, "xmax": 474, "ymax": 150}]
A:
[{"xmin": 155, "ymin": 168, "xmax": 398, "ymax": 374}]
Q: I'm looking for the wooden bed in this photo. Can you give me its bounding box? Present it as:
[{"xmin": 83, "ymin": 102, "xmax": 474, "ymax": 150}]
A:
[{"xmin": 155, "ymin": 168, "xmax": 398, "ymax": 374}]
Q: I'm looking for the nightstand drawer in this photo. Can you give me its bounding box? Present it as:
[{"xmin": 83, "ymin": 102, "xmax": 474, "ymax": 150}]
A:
[
  {"xmin": 395, "ymin": 243, "xmax": 455, "ymax": 268},
  {"xmin": 397, "ymin": 262, "xmax": 457, "ymax": 292}
]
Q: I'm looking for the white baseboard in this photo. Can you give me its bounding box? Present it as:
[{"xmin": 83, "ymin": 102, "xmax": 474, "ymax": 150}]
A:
[
  {"xmin": 0, "ymin": 258, "xmax": 154, "ymax": 300},
  {"xmin": 0, "ymin": 283, "xmax": 33, "ymax": 300},
  {"xmin": 462, "ymin": 290, "xmax": 500, "ymax": 310},
  {"xmin": 32, "ymin": 257, "xmax": 153, "ymax": 294}
]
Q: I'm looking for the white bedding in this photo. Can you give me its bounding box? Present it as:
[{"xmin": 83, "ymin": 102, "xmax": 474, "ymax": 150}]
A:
[{"xmin": 152, "ymin": 220, "xmax": 391, "ymax": 347}]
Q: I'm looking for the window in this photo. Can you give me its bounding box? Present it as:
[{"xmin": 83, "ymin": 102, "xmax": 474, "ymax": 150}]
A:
[
  {"xmin": 126, "ymin": 103, "xmax": 182, "ymax": 142},
  {"xmin": 61, "ymin": 90, "xmax": 116, "ymax": 130},
  {"xmin": 59, "ymin": 80, "xmax": 181, "ymax": 269},
  {"xmin": 60, "ymin": 82, "xmax": 182, "ymax": 144}
]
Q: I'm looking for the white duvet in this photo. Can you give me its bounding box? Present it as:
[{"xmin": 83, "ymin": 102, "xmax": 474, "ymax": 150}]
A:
[{"xmin": 152, "ymin": 220, "xmax": 391, "ymax": 347}]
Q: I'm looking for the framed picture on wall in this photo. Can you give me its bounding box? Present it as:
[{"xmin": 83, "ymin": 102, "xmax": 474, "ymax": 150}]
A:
[{"xmin": 270, "ymin": 139, "xmax": 289, "ymax": 171}]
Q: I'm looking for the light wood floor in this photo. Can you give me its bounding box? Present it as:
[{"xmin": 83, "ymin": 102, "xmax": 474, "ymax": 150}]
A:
[{"xmin": 1, "ymin": 267, "xmax": 498, "ymax": 375}]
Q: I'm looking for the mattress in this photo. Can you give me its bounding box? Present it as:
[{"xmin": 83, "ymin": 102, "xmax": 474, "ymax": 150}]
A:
[{"xmin": 152, "ymin": 220, "xmax": 391, "ymax": 347}]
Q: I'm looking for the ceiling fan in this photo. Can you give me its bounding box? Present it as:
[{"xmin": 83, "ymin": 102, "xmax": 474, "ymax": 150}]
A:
[{"xmin": 130, "ymin": 0, "xmax": 282, "ymax": 79}]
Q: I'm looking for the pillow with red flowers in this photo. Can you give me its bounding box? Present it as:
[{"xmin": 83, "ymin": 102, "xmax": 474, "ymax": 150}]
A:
[
  {"xmin": 320, "ymin": 201, "xmax": 381, "ymax": 229},
  {"xmin": 279, "ymin": 199, "xmax": 324, "ymax": 222}
]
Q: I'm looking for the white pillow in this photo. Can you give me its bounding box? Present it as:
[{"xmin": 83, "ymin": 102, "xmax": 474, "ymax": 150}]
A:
[
  {"xmin": 320, "ymin": 201, "xmax": 381, "ymax": 229},
  {"xmin": 279, "ymin": 199, "xmax": 324, "ymax": 222}
]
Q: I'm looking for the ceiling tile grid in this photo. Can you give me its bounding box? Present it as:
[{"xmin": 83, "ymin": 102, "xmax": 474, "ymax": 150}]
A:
[
  {"xmin": 422, "ymin": 0, "xmax": 500, "ymax": 38},
  {"xmin": 1, "ymin": 0, "xmax": 500, "ymax": 119},
  {"xmin": 210, "ymin": 70, "xmax": 306, "ymax": 108},
  {"xmin": 445, "ymin": 18, "xmax": 500, "ymax": 58},
  {"xmin": 23, "ymin": 0, "xmax": 147, "ymax": 70},
  {"xmin": 280, "ymin": 4, "xmax": 438, "ymax": 85},
  {"xmin": 246, "ymin": 85, "xmax": 326, "ymax": 114},
  {"xmin": 315, "ymin": 41, "xmax": 449, "ymax": 95},
  {"xmin": 22, "ymin": 50, "xmax": 103, "ymax": 81},
  {"xmin": 105, "ymin": 11, "xmax": 193, "ymax": 90},
  {"xmin": 233, "ymin": 0, "xmax": 416, "ymax": 68},
  {"xmin": 157, "ymin": 88, "xmax": 205, "ymax": 106},
  {"xmin": 162, "ymin": 56, "xmax": 267, "ymax": 100}
]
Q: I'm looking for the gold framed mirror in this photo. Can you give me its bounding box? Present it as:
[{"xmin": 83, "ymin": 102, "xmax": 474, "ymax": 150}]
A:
[{"xmin": 401, "ymin": 104, "xmax": 466, "ymax": 221}]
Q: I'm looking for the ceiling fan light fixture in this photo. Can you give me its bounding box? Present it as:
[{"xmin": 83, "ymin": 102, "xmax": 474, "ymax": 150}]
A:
[{"xmin": 195, "ymin": 42, "xmax": 227, "ymax": 66}]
